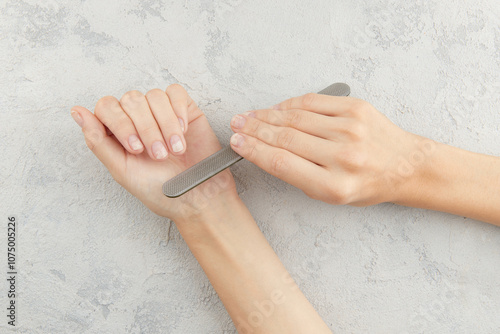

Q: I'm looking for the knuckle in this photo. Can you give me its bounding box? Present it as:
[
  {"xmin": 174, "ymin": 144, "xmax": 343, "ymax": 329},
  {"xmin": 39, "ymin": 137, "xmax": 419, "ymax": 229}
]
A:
[
  {"xmin": 280, "ymin": 98, "xmax": 294, "ymax": 110},
  {"xmin": 337, "ymin": 146, "xmax": 367, "ymax": 171},
  {"xmin": 286, "ymin": 110, "xmax": 303, "ymax": 127},
  {"xmin": 120, "ymin": 90, "xmax": 145, "ymax": 107},
  {"xmin": 303, "ymin": 189, "xmax": 317, "ymax": 200},
  {"xmin": 95, "ymin": 96, "xmax": 118, "ymax": 115},
  {"xmin": 166, "ymin": 83, "xmax": 184, "ymax": 92},
  {"xmin": 84, "ymin": 135, "xmax": 96, "ymax": 151},
  {"xmin": 276, "ymin": 129, "xmax": 295, "ymax": 150},
  {"xmin": 140, "ymin": 124, "xmax": 159, "ymax": 137},
  {"xmin": 266, "ymin": 110, "xmax": 283, "ymax": 125},
  {"xmin": 323, "ymin": 181, "xmax": 352, "ymax": 205},
  {"xmin": 246, "ymin": 141, "xmax": 258, "ymax": 161},
  {"xmin": 82, "ymin": 128, "xmax": 103, "ymax": 152},
  {"xmin": 301, "ymin": 93, "xmax": 317, "ymax": 109},
  {"xmin": 349, "ymin": 100, "xmax": 371, "ymax": 119},
  {"xmin": 348, "ymin": 122, "xmax": 367, "ymax": 140},
  {"xmin": 303, "ymin": 188, "xmax": 321, "ymax": 201},
  {"xmin": 166, "ymin": 84, "xmax": 187, "ymax": 100},
  {"xmin": 145, "ymin": 88, "xmax": 165, "ymax": 100},
  {"xmin": 247, "ymin": 118, "xmax": 263, "ymax": 136},
  {"xmin": 270, "ymin": 152, "xmax": 288, "ymax": 174}
]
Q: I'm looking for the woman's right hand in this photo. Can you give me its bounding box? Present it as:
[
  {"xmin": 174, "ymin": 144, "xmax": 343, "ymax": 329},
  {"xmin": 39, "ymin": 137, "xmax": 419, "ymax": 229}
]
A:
[{"xmin": 229, "ymin": 93, "xmax": 436, "ymax": 207}]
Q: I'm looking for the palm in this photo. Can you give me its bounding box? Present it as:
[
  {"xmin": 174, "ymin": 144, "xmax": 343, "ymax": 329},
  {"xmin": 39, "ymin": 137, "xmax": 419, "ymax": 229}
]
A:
[{"xmin": 117, "ymin": 114, "xmax": 236, "ymax": 219}]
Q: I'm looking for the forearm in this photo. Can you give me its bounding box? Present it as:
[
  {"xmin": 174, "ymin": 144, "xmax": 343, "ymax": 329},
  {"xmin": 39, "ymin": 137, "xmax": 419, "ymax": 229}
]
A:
[
  {"xmin": 174, "ymin": 194, "xmax": 332, "ymax": 333},
  {"xmin": 396, "ymin": 141, "xmax": 500, "ymax": 225}
]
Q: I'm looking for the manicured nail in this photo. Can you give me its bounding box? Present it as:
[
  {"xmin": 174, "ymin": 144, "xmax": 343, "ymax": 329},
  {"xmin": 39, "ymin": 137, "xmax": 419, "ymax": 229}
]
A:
[
  {"xmin": 152, "ymin": 141, "xmax": 168, "ymax": 159},
  {"xmin": 230, "ymin": 133, "xmax": 244, "ymax": 148},
  {"xmin": 178, "ymin": 118, "xmax": 185, "ymax": 132},
  {"xmin": 231, "ymin": 115, "xmax": 246, "ymax": 129},
  {"xmin": 244, "ymin": 111, "xmax": 256, "ymax": 118},
  {"xmin": 170, "ymin": 135, "xmax": 184, "ymax": 153},
  {"xmin": 128, "ymin": 134, "xmax": 143, "ymax": 151},
  {"xmin": 272, "ymin": 104, "xmax": 281, "ymax": 110},
  {"xmin": 71, "ymin": 110, "xmax": 84, "ymax": 127}
]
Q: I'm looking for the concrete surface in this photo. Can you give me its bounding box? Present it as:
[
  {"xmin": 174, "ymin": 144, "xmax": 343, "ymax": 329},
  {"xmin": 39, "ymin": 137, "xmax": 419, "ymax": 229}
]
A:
[{"xmin": 1, "ymin": 0, "xmax": 499, "ymax": 333}]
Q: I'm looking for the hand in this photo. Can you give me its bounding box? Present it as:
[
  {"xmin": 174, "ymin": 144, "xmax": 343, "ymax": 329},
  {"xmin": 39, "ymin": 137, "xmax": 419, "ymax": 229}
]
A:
[
  {"xmin": 229, "ymin": 93, "xmax": 434, "ymax": 206},
  {"xmin": 71, "ymin": 84, "xmax": 237, "ymax": 221}
]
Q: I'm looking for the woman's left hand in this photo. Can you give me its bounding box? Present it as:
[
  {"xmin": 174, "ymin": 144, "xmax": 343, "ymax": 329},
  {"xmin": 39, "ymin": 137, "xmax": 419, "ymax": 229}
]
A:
[{"xmin": 71, "ymin": 84, "xmax": 237, "ymax": 221}]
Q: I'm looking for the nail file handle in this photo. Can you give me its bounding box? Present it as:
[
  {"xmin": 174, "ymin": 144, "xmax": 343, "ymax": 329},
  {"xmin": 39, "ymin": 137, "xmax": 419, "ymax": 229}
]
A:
[{"xmin": 162, "ymin": 82, "xmax": 350, "ymax": 198}]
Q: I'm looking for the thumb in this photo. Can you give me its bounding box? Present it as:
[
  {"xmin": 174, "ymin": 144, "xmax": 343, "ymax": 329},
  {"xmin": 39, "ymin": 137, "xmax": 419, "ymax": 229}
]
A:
[{"xmin": 70, "ymin": 106, "xmax": 126, "ymax": 182}]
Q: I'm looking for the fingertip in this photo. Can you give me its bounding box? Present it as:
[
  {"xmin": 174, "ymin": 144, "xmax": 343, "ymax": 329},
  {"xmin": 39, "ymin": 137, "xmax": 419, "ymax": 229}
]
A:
[
  {"xmin": 71, "ymin": 105, "xmax": 85, "ymax": 112},
  {"xmin": 178, "ymin": 117, "xmax": 187, "ymax": 133},
  {"xmin": 128, "ymin": 134, "xmax": 145, "ymax": 154},
  {"xmin": 169, "ymin": 134, "xmax": 186, "ymax": 155},
  {"xmin": 70, "ymin": 109, "xmax": 84, "ymax": 127},
  {"xmin": 74, "ymin": 106, "xmax": 109, "ymax": 150},
  {"xmin": 71, "ymin": 105, "xmax": 97, "ymax": 127},
  {"xmin": 230, "ymin": 133, "xmax": 245, "ymax": 149},
  {"xmin": 166, "ymin": 84, "xmax": 190, "ymax": 131},
  {"xmin": 71, "ymin": 105, "xmax": 92, "ymax": 116},
  {"xmin": 152, "ymin": 141, "xmax": 169, "ymax": 160}
]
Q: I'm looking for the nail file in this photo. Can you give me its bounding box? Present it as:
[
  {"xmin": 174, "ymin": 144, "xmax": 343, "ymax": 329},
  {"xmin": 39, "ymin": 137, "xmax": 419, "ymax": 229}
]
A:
[{"xmin": 162, "ymin": 82, "xmax": 351, "ymax": 198}]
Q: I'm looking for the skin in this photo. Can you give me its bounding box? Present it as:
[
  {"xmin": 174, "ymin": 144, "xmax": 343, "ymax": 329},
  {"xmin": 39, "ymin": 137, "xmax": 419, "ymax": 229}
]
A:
[
  {"xmin": 71, "ymin": 84, "xmax": 332, "ymax": 334},
  {"xmin": 229, "ymin": 93, "xmax": 500, "ymax": 226},
  {"xmin": 71, "ymin": 85, "xmax": 499, "ymax": 333}
]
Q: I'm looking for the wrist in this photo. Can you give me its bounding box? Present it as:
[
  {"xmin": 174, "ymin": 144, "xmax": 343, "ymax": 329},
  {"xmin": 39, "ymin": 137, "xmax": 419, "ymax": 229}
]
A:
[
  {"xmin": 173, "ymin": 190, "xmax": 256, "ymax": 252},
  {"xmin": 393, "ymin": 138, "xmax": 454, "ymax": 213},
  {"xmin": 160, "ymin": 168, "xmax": 240, "ymax": 222},
  {"xmin": 173, "ymin": 188, "xmax": 245, "ymax": 226},
  {"xmin": 390, "ymin": 134, "xmax": 441, "ymax": 204}
]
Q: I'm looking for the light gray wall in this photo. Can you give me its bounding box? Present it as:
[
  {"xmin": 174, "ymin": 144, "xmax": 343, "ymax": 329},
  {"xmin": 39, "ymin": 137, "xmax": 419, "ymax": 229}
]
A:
[{"xmin": 1, "ymin": 0, "xmax": 499, "ymax": 333}]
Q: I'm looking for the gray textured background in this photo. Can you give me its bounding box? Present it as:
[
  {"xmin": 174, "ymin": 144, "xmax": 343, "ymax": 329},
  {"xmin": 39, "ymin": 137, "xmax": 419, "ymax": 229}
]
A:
[{"xmin": 1, "ymin": 0, "xmax": 499, "ymax": 333}]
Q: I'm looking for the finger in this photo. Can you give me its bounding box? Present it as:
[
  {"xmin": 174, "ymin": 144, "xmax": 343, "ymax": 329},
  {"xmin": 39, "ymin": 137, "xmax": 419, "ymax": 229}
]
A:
[
  {"xmin": 70, "ymin": 106, "xmax": 126, "ymax": 183},
  {"xmin": 249, "ymin": 109, "xmax": 355, "ymax": 140},
  {"xmin": 120, "ymin": 90, "xmax": 169, "ymax": 161},
  {"xmin": 165, "ymin": 84, "xmax": 189, "ymax": 134},
  {"xmin": 229, "ymin": 132, "xmax": 330, "ymax": 198},
  {"xmin": 186, "ymin": 94, "xmax": 205, "ymax": 123},
  {"xmin": 274, "ymin": 93, "xmax": 357, "ymax": 116},
  {"xmin": 146, "ymin": 88, "xmax": 186, "ymax": 155},
  {"xmin": 93, "ymin": 96, "xmax": 145, "ymax": 154},
  {"xmin": 230, "ymin": 113, "xmax": 333, "ymax": 165}
]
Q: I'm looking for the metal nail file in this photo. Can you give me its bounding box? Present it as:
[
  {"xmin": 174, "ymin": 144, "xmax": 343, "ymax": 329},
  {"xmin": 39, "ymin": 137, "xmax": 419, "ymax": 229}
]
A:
[{"xmin": 162, "ymin": 82, "xmax": 351, "ymax": 198}]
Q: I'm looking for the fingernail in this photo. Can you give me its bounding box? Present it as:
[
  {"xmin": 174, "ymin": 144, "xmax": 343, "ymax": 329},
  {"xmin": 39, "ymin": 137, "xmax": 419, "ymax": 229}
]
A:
[
  {"xmin": 128, "ymin": 134, "xmax": 143, "ymax": 151},
  {"xmin": 152, "ymin": 141, "xmax": 168, "ymax": 159},
  {"xmin": 178, "ymin": 118, "xmax": 185, "ymax": 133},
  {"xmin": 244, "ymin": 111, "xmax": 256, "ymax": 118},
  {"xmin": 231, "ymin": 115, "xmax": 246, "ymax": 129},
  {"xmin": 230, "ymin": 133, "xmax": 244, "ymax": 148},
  {"xmin": 170, "ymin": 135, "xmax": 184, "ymax": 153},
  {"xmin": 71, "ymin": 110, "xmax": 83, "ymax": 127},
  {"xmin": 272, "ymin": 104, "xmax": 281, "ymax": 110}
]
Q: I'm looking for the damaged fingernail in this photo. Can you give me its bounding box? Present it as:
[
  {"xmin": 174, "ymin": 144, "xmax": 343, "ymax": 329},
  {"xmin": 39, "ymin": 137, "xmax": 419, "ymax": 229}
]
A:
[
  {"xmin": 170, "ymin": 135, "xmax": 184, "ymax": 153},
  {"xmin": 230, "ymin": 133, "xmax": 244, "ymax": 148},
  {"xmin": 231, "ymin": 115, "xmax": 246, "ymax": 129},
  {"xmin": 152, "ymin": 141, "xmax": 168, "ymax": 159},
  {"xmin": 129, "ymin": 134, "xmax": 143, "ymax": 151},
  {"xmin": 71, "ymin": 110, "xmax": 84, "ymax": 127}
]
